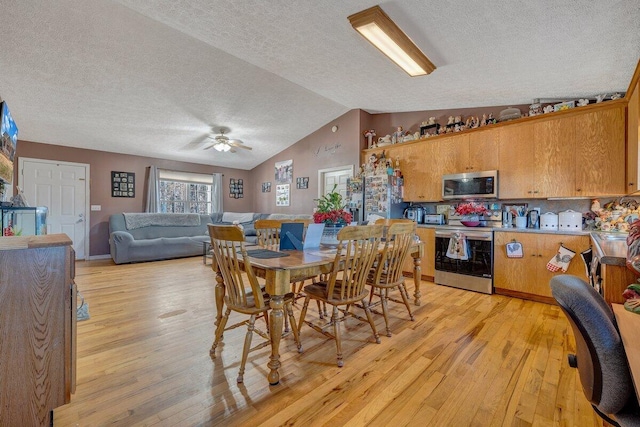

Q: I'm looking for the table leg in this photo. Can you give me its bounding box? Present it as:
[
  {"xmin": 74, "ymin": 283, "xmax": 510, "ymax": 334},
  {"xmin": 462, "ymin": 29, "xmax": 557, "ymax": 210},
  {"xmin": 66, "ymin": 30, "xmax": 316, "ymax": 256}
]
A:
[
  {"xmin": 267, "ymin": 295, "xmax": 284, "ymax": 385},
  {"xmin": 413, "ymin": 254, "xmax": 422, "ymax": 306}
]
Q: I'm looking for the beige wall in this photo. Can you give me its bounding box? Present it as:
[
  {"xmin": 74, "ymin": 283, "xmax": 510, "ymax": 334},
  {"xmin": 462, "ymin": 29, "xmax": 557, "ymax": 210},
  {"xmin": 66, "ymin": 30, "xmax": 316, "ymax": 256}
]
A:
[
  {"xmin": 16, "ymin": 141, "xmax": 252, "ymax": 256},
  {"xmin": 250, "ymin": 109, "xmax": 363, "ymax": 213}
]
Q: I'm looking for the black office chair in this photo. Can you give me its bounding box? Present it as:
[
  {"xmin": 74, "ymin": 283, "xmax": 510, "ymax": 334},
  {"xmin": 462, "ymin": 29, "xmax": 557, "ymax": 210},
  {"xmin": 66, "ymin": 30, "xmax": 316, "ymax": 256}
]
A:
[{"xmin": 550, "ymin": 275, "xmax": 640, "ymax": 426}]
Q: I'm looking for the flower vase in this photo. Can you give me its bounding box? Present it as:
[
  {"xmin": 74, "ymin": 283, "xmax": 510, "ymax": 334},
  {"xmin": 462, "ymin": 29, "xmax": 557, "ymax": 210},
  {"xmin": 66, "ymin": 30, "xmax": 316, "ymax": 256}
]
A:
[
  {"xmin": 320, "ymin": 224, "xmax": 344, "ymax": 248},
  {"xmin": 460, "ymin": 215, "xmax": 481, "ymax": 227}
]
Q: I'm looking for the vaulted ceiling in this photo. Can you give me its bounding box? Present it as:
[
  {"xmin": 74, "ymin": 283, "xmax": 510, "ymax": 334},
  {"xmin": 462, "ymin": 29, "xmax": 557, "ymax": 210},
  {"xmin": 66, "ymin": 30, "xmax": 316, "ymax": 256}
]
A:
[{"xmin": 1, "ymin": 1, "xmax": 638, "ymax": 170}]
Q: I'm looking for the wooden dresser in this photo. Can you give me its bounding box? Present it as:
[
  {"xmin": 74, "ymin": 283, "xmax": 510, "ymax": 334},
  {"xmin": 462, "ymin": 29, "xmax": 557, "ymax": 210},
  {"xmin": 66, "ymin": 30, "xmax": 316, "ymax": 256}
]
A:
[{"xmin": 0, "ymin": 234, "xmax": 76, "ymax": 426}]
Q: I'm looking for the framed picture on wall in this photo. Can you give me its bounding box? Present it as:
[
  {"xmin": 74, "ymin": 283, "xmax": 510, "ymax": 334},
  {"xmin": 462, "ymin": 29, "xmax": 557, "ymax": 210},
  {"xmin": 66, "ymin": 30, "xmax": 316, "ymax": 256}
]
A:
[
  {"xmin": 111, "ymin": 171, "xmax": 135, "ymax": 197},
  {"xmin": 276, "ymin": 184, "xmax": 290, "ymax": 206},
  {"xmin": 275, "ymin": 159, "xmax": 293, "ymax": 184},
  {"xmin": 296, "ymin": 177, "xmax": 309, "ymax": 189},
  {"xmin": 262, "ymin": 182, "xmax": 271, "ymax": 192}
]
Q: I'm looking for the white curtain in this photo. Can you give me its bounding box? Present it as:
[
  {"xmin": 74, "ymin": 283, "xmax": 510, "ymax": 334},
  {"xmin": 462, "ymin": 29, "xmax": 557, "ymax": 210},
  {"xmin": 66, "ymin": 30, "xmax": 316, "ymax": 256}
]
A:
[
  {"xmin": 211, "ymin": 173, "xmax": 223, "ymax": 213},
  {"xmin": 145, "ymin": 165, "xmax": 159, "ymax": 213}
]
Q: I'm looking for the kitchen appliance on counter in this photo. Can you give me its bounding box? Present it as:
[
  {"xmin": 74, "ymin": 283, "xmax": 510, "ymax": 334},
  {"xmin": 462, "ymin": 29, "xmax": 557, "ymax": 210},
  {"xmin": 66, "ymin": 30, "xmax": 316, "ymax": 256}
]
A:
[
  {"xmin": 403, "ymin": 205, "xmax": 424, "ymax": 223},
  {"xmin": 558, "ymin": 210, "xmax": 583, "ymax": 231},
  {"xmin": 423, "ymin": 213, "xmax": 445, "ymax": 225},
  {"xmin": 442, "ymin": 170, "xmax": 498, "ymax": 200},
  {"xmin": 540, "ymin": 212, "xmax": 559, "ymax": 230},
  {"xmin": 434, "ymin": 226, "xmax": 493, "ymax": 294}
]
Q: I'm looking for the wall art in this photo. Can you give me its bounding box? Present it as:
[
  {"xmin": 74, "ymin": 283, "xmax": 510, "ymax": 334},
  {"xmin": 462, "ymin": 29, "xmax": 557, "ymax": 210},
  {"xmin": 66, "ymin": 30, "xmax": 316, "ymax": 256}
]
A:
[
  {"xmin": 275, "ymin": 159, "xmax": 293, "ymax": 184},
  {"xmin": 262, "ymin": 182, "xmax": 271, "ymax": 192},
  {"xmin": 296, "ymin": 177, "xmax": 309, "ymax": 189},
  {"xmin": 112, "ymin": 171, "xmax": 135, "ymax": 197},
  {"xmin": 229, "ymin": 178, "xmax": 243, "ymax": 198},
  {"xmin": 276, "ymin": 184, "xmax": 290, "ymax": 206}
]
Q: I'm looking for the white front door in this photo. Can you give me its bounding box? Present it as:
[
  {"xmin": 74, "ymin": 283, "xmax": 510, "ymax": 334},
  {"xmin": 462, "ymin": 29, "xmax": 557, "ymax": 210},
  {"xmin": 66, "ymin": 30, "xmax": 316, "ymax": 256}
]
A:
[
  {"xmin": 319, "ymin": 166, "xmax": 354, "ymax": 202},
  {"xmin": 18, "ymin": 158, "xmax": 89, "ymax": 259}
]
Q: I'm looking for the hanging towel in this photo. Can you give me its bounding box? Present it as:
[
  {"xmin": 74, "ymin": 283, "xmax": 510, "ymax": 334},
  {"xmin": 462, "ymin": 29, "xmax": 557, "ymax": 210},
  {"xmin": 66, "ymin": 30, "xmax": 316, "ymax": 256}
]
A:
[
  {"xmin": 446, "ymin": 232, "xmax": 469, "ymax": 260},
  {"xmin": 546, "ymin": 244, "xmax": 576, "ymax": 272}
]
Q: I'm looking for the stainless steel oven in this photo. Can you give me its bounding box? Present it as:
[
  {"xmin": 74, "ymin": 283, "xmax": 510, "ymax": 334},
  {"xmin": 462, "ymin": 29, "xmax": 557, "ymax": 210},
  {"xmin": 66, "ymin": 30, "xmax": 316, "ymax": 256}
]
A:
[{"xmin": 434, "ymin": 227, "xmax": 493, "ymax": 294}]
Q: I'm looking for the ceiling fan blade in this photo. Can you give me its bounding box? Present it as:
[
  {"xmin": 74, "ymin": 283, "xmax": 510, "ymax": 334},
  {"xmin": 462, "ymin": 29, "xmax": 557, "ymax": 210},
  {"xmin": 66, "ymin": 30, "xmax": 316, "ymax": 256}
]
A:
[
  {"xmin": 203, "ymin": 144, "xmax": 215, "ymax": 150},
  {"xmin": 229, "ymin": 141, "xmax": 252, "ymax": 150},
  {"xmin": 229, "ymin": 148, "xmax": 237, "ymax": 153}
]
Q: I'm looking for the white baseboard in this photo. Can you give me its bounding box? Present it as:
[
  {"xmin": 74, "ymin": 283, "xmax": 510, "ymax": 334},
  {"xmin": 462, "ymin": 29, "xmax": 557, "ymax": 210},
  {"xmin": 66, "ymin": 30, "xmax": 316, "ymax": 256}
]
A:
[{"xmin": 87, "ymin": 254, "xmax": 112, "ymax": 261}]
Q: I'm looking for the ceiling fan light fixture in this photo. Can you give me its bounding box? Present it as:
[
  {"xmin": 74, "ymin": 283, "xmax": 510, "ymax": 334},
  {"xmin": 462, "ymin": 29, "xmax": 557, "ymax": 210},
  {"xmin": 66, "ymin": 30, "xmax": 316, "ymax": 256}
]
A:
[
  {"xmin": 348, "ymin": 5, "xmax": 435, "ymax": 77},
  {"xmin": 214, "ymin": 142, "xmax": 231, "ymax": 152}
]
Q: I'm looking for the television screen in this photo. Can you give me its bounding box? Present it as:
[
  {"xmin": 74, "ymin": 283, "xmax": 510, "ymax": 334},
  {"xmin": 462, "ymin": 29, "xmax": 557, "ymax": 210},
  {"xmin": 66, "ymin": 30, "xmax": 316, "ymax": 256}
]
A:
[{"xmin": 0, "ymin": 101, "xmax": 18, "ymax": 183}]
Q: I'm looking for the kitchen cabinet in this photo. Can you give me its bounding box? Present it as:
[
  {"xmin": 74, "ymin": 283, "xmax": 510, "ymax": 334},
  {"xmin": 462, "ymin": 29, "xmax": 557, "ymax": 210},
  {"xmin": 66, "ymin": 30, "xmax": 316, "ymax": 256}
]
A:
[
  {"xmin": 403, "ymin": 227, "xmax": 435, "ymax": 279},
  {"xmin": 497, "ymin": 122, "xmax": 535, "ymax": 198},
  {"xmin": 574, "ymin": 105, "xmax": 626, "ymax": 196},
  {"xmin": 462, "ymin": 129, "xmax": 499, "ymax": 172},
  {"xmin": 0, "ymin": 234, "xmax": 76, "ymax": 426},
  {"xmin": 494, "ymin": 231, "xmax": 590, "ymax": 304},
  {"xmin": 364, "ymin": 99, "xmax": 628, "ymax": 201},
  {"xmin": 498, "ymin": 117, "xmax": 575, "ymax": 199},
  {"xmin": 627, "ymin": 70, "xmax": 640, "ymax": 192},
  {"xmin": 402, "ymin": 142, "xmax": 440, "ymax": 201}
]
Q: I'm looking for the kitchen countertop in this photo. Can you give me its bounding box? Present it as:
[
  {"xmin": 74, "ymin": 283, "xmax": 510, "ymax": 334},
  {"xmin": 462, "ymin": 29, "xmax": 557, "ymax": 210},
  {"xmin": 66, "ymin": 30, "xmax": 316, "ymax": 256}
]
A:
[
  {"xmin": 417, "ymin": 223, "xmax": 590, "ymax": 236},
  {"xmin": 417, "ymin": 223, "xmax": 628, "ymax": 266},
  {"xmin": 590, "ymin": 232, "xmax": 629, "ymax": 266}
]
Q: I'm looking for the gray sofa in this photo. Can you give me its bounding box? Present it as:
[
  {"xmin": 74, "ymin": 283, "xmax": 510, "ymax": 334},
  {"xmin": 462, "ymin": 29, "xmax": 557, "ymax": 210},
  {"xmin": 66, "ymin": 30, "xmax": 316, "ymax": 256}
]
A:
[
  {"xmin": 108, "ymin": 212, "xmax": 265, "ymax": 264},
  {"xmin": 109, "ymin": 212, "xmax": 311, "ymax": 264}
]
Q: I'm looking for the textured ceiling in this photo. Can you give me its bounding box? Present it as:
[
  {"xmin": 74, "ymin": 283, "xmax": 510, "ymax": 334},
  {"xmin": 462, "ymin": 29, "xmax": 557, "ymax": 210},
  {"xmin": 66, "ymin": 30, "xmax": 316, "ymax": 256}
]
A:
[{"xmin": 0, "ymin": 1, "xmax": 639, "ymax": 170}]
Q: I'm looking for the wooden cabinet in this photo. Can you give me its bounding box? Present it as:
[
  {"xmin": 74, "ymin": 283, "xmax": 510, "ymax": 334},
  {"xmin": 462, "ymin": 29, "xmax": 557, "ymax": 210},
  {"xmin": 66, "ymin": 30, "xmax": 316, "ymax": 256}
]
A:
[
  {"xmin": 498, "ymin": 122, "xmax": 535, "ymax": 198},
  {"xmin": 497, "ymin": 105, "xmax": 626, "ymax": 199},
  {"xmin": 364, "ymin": 100, "xmax": 628, "ymax": 201},
  {"xmin": 574, "ymin": 105, "xmax": 626, "ymax": 196},
  {"xmin": 494, "ymin": 231, "xmax": 590, "ymax": 303},
  {"xmin": 0, "ymin": 234, "xmax": 76, "ymax": 426},
  {"xmin": 498, "ymin": 116, "xmax": 576, "ymax": 199},
  {"xmin": 627, "ymin": 69, "xmax": 640, "ymax": 191},
  {"xmin": 403, "ymin": 227, "xmax": 435, "ymax": 279},
  {"xmin": 402, "ymin": 142, "xmax": 440, "ymax": 201}
]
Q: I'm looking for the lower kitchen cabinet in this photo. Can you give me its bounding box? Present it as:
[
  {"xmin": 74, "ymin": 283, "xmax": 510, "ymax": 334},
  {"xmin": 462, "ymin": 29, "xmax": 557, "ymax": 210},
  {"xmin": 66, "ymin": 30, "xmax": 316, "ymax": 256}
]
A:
[
  {"xmin": 494, "ymin": 231, "xmax": 590, "ymax": 304},
  {"xmin": 404, "ymin": 227, "xmax": 435, "ymax": 279}
]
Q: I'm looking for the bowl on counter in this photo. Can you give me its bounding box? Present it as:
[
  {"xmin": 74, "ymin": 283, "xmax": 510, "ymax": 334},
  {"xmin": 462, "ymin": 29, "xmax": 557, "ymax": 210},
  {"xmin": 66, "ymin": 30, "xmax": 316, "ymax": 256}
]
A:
[{"xmin": 460, "ymin": 220, "xmax": 481, "ymax": 227}]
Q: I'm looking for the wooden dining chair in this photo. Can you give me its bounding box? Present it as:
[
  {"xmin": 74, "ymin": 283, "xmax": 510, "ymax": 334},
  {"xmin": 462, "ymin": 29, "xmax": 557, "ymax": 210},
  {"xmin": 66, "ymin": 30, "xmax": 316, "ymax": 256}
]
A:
[
  {"xmin": 208, "ymin": 224, "xmax": 302, "ymax": 383},
  {"xmin": 298, "ymin": 224, "xmax": 384, "ymax": 367},
  {"xmin": 366, "ymin": 222, "xmax": 416, "ymax": 337},
  {"xmin": 254, "ymin": 219, "xmax": 284, "ymax": 247}
]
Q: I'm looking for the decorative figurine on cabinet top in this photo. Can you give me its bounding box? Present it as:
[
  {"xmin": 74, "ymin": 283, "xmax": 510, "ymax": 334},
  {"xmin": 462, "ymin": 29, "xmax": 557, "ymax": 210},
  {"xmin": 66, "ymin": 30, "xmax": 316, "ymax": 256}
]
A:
[{"xmin": 363, "ymin": 129, "xmax": 376, "ymax": 148}]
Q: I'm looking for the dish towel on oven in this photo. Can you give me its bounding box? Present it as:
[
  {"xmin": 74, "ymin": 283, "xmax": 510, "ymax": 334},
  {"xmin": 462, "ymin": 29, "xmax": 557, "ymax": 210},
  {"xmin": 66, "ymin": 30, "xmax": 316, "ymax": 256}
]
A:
[
  {"xmin": 446, "ymin": 232, "xmax": 469, "ymax": 261},
  {"xmin": 546, "ymin": 244, "xmax": 576, "ymax": 272}
]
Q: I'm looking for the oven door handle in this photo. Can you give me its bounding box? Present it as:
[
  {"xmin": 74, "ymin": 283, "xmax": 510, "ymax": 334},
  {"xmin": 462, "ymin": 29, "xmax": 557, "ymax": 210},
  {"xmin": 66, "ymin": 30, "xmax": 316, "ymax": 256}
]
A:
[{"xmin": 435, "ymin": 231, "xmax": 493, "ymax": 241}]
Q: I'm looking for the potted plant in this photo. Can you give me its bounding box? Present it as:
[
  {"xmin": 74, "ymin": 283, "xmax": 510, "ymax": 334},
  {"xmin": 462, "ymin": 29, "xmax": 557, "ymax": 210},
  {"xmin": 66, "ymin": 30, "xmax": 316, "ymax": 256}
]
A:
[{"xmin": 313, "ymin": 185, "xmax": 353, "ymax": 246}]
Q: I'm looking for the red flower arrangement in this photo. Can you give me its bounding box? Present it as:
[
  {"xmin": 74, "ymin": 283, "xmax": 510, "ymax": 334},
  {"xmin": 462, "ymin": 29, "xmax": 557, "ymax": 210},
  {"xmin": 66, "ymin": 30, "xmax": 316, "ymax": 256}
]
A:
[
  {"xmin": 313, "ymin": 185, "xmax": 353, "ymax": 225},
  {"xmin": 455, "ymin": 202, "xmax": 488, "ymax": 216}
]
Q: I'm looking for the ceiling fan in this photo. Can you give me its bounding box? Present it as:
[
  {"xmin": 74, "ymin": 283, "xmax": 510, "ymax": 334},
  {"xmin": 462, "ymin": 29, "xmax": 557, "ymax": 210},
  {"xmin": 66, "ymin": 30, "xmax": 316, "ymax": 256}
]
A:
[{"xmin": 203, "ymin": 130, "xmax": 252, "ymax": 153}]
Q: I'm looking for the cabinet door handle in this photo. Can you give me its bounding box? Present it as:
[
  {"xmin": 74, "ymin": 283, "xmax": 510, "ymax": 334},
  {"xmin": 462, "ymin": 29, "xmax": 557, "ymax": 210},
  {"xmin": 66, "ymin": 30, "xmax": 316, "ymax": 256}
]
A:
[
  {"xmin": 533, "ymin": 190, "xmax": 539, "ymax": 194},
  {"xmin": 527, "ymin": 190, "xmax": 533, "ymax": 194},
  {"xmin": 576, "ymin": 188, "xmax": 582, "ymax": 192},
  {"xmin": 630, "ymin": 183, "xmax": 635, "ymax": 186}
]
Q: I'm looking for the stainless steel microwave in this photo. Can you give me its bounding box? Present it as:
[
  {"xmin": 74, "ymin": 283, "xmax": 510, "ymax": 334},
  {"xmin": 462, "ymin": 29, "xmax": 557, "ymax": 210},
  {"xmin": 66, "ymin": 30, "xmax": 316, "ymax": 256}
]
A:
[{"xmin": 442, "ymin": 170, "xmax": 498, "ymax": 200}]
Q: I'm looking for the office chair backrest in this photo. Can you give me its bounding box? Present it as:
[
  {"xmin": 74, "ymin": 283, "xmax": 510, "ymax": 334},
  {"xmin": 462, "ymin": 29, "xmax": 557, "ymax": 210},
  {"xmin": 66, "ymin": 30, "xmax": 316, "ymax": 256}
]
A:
[{"xmin": 550, "ymin": 275, "xmax": 635, "ymax": 416}]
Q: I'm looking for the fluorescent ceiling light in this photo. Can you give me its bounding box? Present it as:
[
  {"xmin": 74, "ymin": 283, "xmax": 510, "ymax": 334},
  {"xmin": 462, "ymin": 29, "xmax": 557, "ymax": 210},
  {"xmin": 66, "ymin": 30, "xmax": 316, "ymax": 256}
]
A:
[{"xmin": 348, "ymin": 5, "xmax": 435, "ymax": 77}]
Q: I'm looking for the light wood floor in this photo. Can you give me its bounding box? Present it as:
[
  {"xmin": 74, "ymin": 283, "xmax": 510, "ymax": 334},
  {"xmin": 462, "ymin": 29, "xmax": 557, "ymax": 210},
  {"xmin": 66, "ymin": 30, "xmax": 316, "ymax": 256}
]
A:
[{"xmin": 54, "ymin": 257, "xmax": 604, "ymax": 427}]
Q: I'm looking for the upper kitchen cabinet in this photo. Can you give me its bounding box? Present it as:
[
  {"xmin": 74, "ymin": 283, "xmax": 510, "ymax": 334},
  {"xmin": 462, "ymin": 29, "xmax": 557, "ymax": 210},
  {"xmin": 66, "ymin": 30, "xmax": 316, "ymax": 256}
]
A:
[
  {"xmin": 574, "ymin": 105, "xmax": 626, "ymax": 196},
  {"xmin": 498, "ymin": 122, "xmax": 535, "ymax": 198},
  {"xmin": 533, "ymin": 116, "xmax": 576, "ymax": 198},
  {"xmin": 498, "ymin": 104, "xmax": 626, "ymax": 199},
  {"xmin": 626, "ymin": 65, "xmax": 640, "ymax": 192},
  {"xmin": 467, "ymin": 129, "xmax": 499, "ymax": 172},
  {"xmin": 402, "ymin": 142, "xmax": 440, "ymax": 201}
]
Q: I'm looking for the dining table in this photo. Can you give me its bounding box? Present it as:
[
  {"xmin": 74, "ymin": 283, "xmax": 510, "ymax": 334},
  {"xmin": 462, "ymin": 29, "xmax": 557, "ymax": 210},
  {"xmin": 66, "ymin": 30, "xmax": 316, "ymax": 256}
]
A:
[{"xmin": 211, "ymin": 241, "xmax": 424, "ymax": 385}]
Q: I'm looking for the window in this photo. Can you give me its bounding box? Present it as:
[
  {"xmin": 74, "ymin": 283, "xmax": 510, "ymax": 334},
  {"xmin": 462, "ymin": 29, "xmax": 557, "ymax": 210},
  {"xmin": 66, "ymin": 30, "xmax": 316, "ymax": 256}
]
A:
[{"xmin": 157, "ymin": 170, "xmax": 214, "ymax": 214}]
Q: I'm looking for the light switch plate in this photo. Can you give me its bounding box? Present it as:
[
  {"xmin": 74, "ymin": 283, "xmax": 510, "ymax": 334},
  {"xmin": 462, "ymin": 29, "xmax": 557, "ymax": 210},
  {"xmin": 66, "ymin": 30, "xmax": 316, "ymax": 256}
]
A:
[{"xmin": 91, "ymin": 205, "xmax": 101, "ymax": 211}]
